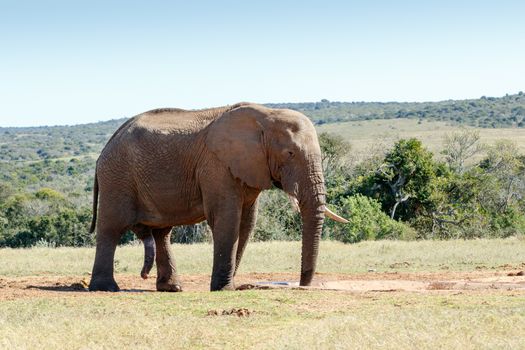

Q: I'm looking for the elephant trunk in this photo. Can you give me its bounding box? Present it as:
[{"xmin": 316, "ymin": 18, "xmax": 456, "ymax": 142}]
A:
[
  {"xmin": 299, "ymin": 201, "xmax": 325, "ymax": 286},
  {"xmin": 297, "ymin": 161, "xmax": 326, "ymax": 286}
]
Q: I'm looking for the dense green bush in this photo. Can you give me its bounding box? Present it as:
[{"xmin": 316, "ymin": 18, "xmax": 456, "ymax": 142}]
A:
[
  {"xmin": 489, "ymin": 206, "xmax": 525, "ymax": 238},
  {"xmin": 323, "ymin": 134, "xmax": 525, "ymax": 241},
  {"xmin": 326, "ymin": 195, "xmax": 416, "ymax": 243},
  {"xmin": 0, "ymin": 205, "xmax": 93, "ymax": 247}
]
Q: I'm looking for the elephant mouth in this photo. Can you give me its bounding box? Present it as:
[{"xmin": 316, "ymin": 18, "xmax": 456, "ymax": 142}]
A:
[{"xmin": 272, "ymin": 179, "xmax": 283, "ymax": 189}]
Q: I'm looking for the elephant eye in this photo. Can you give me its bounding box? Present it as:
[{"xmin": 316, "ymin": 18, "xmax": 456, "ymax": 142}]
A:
[{"xmin": 282, "ymin": 149, "xmax": 294, "ymax": 160}]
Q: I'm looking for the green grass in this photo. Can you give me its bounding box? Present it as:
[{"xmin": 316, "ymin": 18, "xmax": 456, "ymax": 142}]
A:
[
  {"xmin": 317, "ymin": 118, "xmax": 525, "ymax": 158},
  {"xmin": 1, "ymin": 238, "xmax": 524, "ymax": 277}
]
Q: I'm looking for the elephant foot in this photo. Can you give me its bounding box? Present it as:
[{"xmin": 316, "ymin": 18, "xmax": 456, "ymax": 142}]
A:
[
  {"xmin": 89, "ymin": 278, "xmax": 120, "ymax": 292},
  {"xmin": 156, "ymin": 281, "xmax": 183, "ymax": 292},
  {"xmin": 210, "ymin": 281, "xmax": 236, "ymax": 292},
  {"xmin": 220, "ymin": 284, "xmax": 236, "ymax": 291}
]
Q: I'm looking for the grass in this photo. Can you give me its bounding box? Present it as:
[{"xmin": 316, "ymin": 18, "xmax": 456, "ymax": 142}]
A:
[
  {"xmin": 1, "ymin": 238, "xmax": 524, "ymax": 277},
  {"xmin": 1, "ymin": 239, "xmax": 524, "ymax": 349},
  {"xmin": 316, "ymin": 118, "xmax": 525, "ymax": 158}
]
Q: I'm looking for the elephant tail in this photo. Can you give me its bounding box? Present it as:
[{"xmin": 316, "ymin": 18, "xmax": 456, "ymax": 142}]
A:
[{"xmin": 89, "ymin": 173, "xmax": 98, "ymax": 233}]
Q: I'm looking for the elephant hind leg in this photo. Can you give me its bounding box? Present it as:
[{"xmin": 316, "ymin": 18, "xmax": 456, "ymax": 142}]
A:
[
  {"xmin": 89, "ymin": 197, "xmax": 134, "ymax": 292},
  {"xmin": 153, "ymin": 227, "xmax": 182, "ymax": 292},
  {"xmin": 89, "ymin": 222, "xmax": 126, "ymax": 292}
]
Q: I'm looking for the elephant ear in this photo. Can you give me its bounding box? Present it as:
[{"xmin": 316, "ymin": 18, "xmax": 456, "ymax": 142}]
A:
[{"xmin": 205, "ymin": 106, "xmax": 272, "ymax": 189}]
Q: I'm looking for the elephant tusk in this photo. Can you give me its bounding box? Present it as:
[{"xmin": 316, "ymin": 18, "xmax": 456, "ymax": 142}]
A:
[
  {"xmin": 324, "ymin": 207, "xmax": 349, "ymax": 223},
  {"xmin": 289, "ymin": 194, "xmax": 349, "ymax": 223}
]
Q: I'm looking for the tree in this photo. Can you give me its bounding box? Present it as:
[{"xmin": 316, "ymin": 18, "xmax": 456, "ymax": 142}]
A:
[
  {"xmin": 442, "ymin": 129, "xmax": 483, "ymax": 173},
  {"xmin": 479, "ymin": 141, "xmax": 525, "ymax": 224},
  {"xmin": 318, "ymin": 132, "xmax": 351, "ymax": 180},
  {"xmin": 416, "ymin": 169, "xmax": 487, "ymax": 239},
  {"xmin": 372, "ymin": 139, "xmax": 437, "ymax": 220},
  {"xmin": 414, "ymin": 141, "xmax": 525, "ymax": 239}
]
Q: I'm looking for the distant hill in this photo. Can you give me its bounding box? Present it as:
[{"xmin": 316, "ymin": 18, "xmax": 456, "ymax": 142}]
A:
[
  {"xmin": 1, "ymin": 93, "xmax": 524, "ymax": 164},
  {"xmin": 0, "ymin": 119, "xmax": 125, "ymax": 162},
  {"xmin": 267, "ymin": 92, "xmax": 525, "ymax": 127},
  {"xmin": 0, "ymin": 119, "xmax": 126, "ymax": 200}
]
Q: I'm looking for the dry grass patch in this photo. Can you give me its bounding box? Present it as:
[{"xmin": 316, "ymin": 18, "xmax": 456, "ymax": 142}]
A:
[
  {"xmin": 0, "ymin": 290, "xmax": 523, "ymax": 349},
  {"xmin": 1, "ymin": 238, "xmax": 524, "ymax": 277},
  {"xmin": 1, "ymin": 239, "xmax": 524, "ymax": 349},
  {"xmin": 317, "ymin": 118, "xmax": 525, "ymax": 159}
]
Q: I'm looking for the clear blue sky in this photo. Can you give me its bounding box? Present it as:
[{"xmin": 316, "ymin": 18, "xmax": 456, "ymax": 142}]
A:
[{"xmin": 1, "ymin": 0, "xmax": 524, "ymax": 127}]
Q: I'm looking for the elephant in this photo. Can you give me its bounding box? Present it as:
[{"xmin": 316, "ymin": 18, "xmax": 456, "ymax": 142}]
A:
[{"xmin": 88, "ymin": 102, "xmax": 348, "ymax": 292}]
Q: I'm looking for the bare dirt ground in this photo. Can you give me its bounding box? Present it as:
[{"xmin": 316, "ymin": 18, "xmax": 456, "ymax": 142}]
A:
[{"xmin": 1, "ymin": 270, "xmax": 524, "ymax": 300}]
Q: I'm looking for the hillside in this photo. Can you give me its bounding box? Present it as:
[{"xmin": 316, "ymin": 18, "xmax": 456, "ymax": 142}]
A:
[
  {"xmin": 1, "ymin": 92, "xmax": 524, "ymax": 163},
  {"xmin": 317, "ymin": 119, "xmax": 525, "ymax": 159},
  {"xmin": 0, "ymin": 118, "xmax": 124, "ymax": 162},
  {"xmin": 0, "ymin": 119, "xmax": 125, "ymax": 204},
  {"xmin": 268, "ymin": 92, "xmax": 525, "ymax": 127},
  {"xmin": 1, "ymin": 93, "xmax": 524, "ymax": 197}
]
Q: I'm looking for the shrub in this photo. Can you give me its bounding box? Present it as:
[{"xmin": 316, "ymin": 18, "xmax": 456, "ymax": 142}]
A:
[
  {"xmin": 171, "ymin": 223, "xmax": 211, "ymax": 244},
  {"xmin": 35, "ymin": 188, "xmax": 65, "ymax": 201},
  {"xmin": 489, "ymin": 207, "xmax": 525, "ymax": 238},
  {"xmin": 253, "ymin": 190, "xmax": 301, "ymax": 241},
  {"xmin": 326, "ymin": 194, "xmax": 416, "ymax": 243}
]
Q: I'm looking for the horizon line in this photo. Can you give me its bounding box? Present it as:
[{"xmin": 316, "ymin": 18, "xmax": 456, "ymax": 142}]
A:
[{"xmin": 1, "ymin": 91, "xmax": 523, "ymax": 129}]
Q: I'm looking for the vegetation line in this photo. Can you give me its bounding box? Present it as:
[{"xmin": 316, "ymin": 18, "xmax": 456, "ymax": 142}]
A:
[{"xmin": 1, "ymin": 94, "xmax": 524, "ymax": 247}]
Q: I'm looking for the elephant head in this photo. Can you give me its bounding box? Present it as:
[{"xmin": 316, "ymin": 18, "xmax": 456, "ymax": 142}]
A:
[{"xmin": 206, "ymin": 104, "xmax": 347, "ymax": 286}]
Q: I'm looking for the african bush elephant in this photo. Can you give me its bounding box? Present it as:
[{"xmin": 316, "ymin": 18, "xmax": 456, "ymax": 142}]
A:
[{"xmin": 88, "ymin": 103, "xmax": 347, "ymax": 292}]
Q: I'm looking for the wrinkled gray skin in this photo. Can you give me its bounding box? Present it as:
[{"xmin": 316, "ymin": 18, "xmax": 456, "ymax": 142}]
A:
[{"xmin": 89, "ymin": 103, "xmax": 326, "ymax": 292}]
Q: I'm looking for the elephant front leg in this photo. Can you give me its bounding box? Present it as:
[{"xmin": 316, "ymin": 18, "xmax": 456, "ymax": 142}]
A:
[
  {"xmin": 153, "ymin": 227, "xmax": 182, "ymax": 292},
  {"xmin": 209, "ymin": 206, "xmax": 242, "ymax": 291}
]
